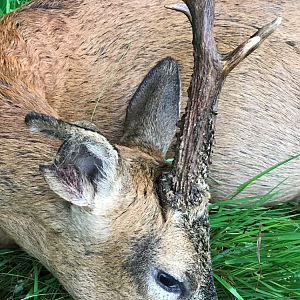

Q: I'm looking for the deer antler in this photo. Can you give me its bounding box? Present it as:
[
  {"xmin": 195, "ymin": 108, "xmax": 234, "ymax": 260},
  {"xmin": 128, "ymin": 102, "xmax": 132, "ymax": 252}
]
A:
[{"xmin": 161, "ymin": 0, "xmax": 281, "ymax": 210}]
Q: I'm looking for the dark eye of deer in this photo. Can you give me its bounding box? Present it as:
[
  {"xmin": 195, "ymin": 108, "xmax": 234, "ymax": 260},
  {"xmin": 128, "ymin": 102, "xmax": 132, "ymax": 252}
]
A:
[{"xmin": 154, "ymin": 269, "xmax": 182, "ymax": 294}]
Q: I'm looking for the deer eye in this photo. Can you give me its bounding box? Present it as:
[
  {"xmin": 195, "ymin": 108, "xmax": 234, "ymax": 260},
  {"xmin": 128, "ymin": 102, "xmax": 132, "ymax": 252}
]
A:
[{"xmin": 154, "ymin": 269, "xmax": 182, "ymax": 294}]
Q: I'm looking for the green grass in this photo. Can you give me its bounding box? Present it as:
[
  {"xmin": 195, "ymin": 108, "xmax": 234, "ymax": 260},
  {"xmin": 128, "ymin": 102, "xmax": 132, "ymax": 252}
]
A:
[
  {"xmin": 209, "ymin": 155, "xmax": 300, "ymax": 299},
  {"xmin": 210, "ymin": 199, "xmax": 300, "ymax": 299},
  {"xmin": 0, "ymin": 249, "xmax": 72, "ymax": 299},
  {"xmin": 0, "ymin": 0, "xmax": 31, "ymax": 16}
]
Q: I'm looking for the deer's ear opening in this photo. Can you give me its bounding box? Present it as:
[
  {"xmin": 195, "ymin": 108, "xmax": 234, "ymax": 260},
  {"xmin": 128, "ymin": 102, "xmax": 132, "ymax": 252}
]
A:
[
  {"xmin": 26, "ymin": 113, "xmax": 121, "ymax": 207},
  {"xmin": 41, "ymin": 138, "xmax": 120, "ymax": 207},
  {"xmin": 121, "ymin": 57, "xmax": 181, "ymax": 156},
  {"xmin": 25, "ymin": 113, "xmax": 121, "ymax": 207}
]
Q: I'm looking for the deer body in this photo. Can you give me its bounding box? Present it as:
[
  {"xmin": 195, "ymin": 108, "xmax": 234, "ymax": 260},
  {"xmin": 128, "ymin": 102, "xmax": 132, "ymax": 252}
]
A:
[
  {"xmin": 1, "ymin": 0, "xmax": 300, "ymax": 204},
  {"xmin": 0, "ymin": 0, "xmax": 298, "ymax": 299}
]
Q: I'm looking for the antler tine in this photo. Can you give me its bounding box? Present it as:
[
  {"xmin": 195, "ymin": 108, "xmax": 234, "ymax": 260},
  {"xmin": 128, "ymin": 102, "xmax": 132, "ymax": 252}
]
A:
[
  {"xmin": 161, "ymin": 0, "xmax": 281, "ymax": 211},
  {"xmin": 165, "ymin": 4, "xmax": 192, "ymax": 24},
  {"xmin": 223, "ymin": 17, "xmax": 282, "ymax": 76}
]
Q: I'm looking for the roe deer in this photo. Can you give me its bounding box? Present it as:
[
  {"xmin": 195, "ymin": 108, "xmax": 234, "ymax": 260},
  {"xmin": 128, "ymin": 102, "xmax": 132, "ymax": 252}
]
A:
[
  {"xmin": 1, "ymin": 54, "xmax": 218, "ymax": 298},
  {"xmin": 0, "ymin": 0, "xmax": 292, "ymax": 298}
]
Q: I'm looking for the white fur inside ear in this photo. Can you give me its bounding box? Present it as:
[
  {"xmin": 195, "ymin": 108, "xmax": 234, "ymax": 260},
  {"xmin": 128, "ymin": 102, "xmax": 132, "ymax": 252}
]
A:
[
  {"xmin": 84, "ymin": 141, "xmax": 120, "ymax": 199},
  {"xmin": 40, "ymin": 131, "xmax": 121, "ymax": 208},
  {"xmin": 41, "ymin": 166, "xmax": 94, "ymax": 206}
]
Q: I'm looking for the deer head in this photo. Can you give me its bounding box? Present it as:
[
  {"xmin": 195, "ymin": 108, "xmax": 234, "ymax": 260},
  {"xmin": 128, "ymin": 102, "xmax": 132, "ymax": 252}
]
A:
[{"xmin": 25, "ymin": 57, "xmax": 217, "ymax": 299}]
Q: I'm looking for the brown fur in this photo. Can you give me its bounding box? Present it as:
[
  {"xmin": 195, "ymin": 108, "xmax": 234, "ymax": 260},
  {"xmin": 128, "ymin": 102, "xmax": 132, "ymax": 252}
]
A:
[{"xmin": 1, "ymin": 0, "xmax": 298, "ymax": 205}]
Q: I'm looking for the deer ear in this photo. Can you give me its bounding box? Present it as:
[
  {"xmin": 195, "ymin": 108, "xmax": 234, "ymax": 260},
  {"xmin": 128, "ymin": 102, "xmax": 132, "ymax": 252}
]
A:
[
  {"xmin": 121, "ymin": 57, "xmax": 181, "ymax": 156},
  {"xmin": 25, "ymin": 112, "xmax": 120, "ymax": 207}
]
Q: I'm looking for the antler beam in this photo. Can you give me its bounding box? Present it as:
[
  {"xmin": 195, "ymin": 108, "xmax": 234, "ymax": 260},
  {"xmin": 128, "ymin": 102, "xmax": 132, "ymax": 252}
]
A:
[{"xmin": 161, "ymin": 0, "xmax": 281, "ymax": 210}]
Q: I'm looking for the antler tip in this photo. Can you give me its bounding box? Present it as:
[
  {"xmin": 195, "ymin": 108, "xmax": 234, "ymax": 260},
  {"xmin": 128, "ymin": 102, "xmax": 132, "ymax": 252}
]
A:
[
  {"xmin": 165, "ymin": 3, "xmax": 192, "ymax": 23},
  {"xmin": 275, "ymin": 16, "xmax": 282, "ymax": 26}
]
